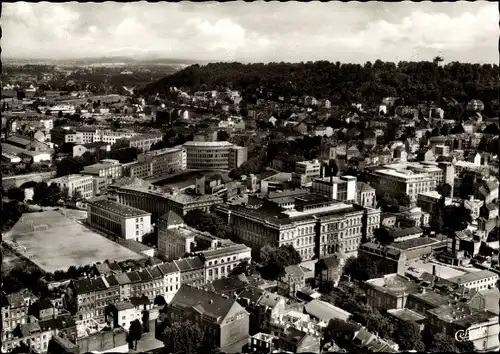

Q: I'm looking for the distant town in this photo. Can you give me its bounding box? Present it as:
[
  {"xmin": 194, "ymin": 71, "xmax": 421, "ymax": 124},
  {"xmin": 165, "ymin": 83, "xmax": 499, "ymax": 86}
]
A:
[{"xmin": 1, "ymin": 56, "xmax": 499, "ymax": 354}]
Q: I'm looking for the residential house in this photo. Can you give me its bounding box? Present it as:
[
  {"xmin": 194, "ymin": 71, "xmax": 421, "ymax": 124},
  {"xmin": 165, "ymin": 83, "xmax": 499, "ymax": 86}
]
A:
[
  {"xmin": 157, "ymin": 262, "xmax": 181, "ymax": 304},
  {"xmin": 314, "ymin": 255, "xmax": 342, "ymax": 287},
  {"xmin": 72, "ymin": 142, "xmax": 111, "ymax": 158},
  {"xmin": 365, "ymin": 273, "xmax": 421, "ymax": 312},
  {"xmin": 173, "ymin": 256, "xmax": 205, "ymax": 288},
  {"xmin": 161, "ymin": 285, "xmax": 250, "ymax": 352},
  {"xmin": 277, "ymin": 265, "xmax": 306, "ymax": 298},
  {"xmin": 274, "ymin": 327, "xmax": 320, "ymax": 353},
  {"xmin": 125, "ymin": 271, "xmax": 143, "ymax": 299},
  {"xmin": 1, "ymin": 290, "xmax": 38, "ymax": 337}
]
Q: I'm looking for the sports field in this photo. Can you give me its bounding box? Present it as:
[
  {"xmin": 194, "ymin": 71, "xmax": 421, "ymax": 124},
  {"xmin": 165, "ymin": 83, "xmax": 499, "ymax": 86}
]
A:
[{"xmin": 3, "ymin": 210, "xmax": 145, "ymax": 273}]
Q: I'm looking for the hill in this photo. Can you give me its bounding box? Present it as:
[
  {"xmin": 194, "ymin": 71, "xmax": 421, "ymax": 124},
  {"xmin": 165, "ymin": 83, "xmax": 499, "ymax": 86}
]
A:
[{"xmin": 142, "ymin": 60, "xmax": 499, "ymax": 113}]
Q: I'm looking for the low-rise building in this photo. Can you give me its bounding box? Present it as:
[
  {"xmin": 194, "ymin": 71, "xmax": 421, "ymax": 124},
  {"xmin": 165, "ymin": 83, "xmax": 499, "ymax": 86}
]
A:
[
  {"xmin": 277, "ymin": 265, "xmax": 306, "ymax": 298},
  {"xmin": 1, "ymin": 290, "xmax": 38, "ymax": 338},
  {"xmin": 448, "ymin": 270, "xmax": 499, "ymax": 292},
  {"xmin": 173, "ymin": 257, "xmax": 205, "ymax": 288},
  {"xmin": 87, "ymin": 199, "xmax": 152, "ymax": 242},
  {"xmin": 72, "ymin": 142, "xmax": 111, "ymax": 158},
  {"xmin": 365, "ymin": 273, "xmax": 421, "ymax": 311},
  {"xmin": 162, "ymin": 285, "xmax": 250, "ymax": 352},
  {"xmin": 50, "ymin": 174, "xmax": 94, "ymax": 200},
  {"xmin": 157, "ymin": 262, "xmax": 181, "ymax": 304},
  {"xmin": 202, "ymin": 242, "xmax": 252, "ymax": 283}
]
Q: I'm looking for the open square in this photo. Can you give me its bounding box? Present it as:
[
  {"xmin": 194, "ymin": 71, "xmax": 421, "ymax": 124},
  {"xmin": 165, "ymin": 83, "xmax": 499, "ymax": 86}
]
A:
[{"xmin": 3, "ymin": 210, "xmax": 145, "ymax": 273}]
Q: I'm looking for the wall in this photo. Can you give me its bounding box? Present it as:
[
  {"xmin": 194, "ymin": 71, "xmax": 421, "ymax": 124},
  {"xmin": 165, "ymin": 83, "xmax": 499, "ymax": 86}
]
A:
[
  {"xmin": 77, "ymin": 330, "xmax": 127, "ymax": 353},
  {"xmin": 3, "ymin": 171, "xmax": 57, "ymax": 188}
]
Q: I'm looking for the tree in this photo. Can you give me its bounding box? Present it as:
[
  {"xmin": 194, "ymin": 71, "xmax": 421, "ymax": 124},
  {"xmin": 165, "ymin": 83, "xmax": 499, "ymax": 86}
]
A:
[
  {"xmin": 1, "ymin": 201, "xmax": 30, "ymax": 233},
  {"xmin": 7, "ymin": 187, "xmax": 25, "ymax": 202},
  {"xmin": 396, "ymin": 194, "xmax": 411, "ymax": 208},
  {"xmin": 32, "ymin": 182, "xmax": 62, "ymax": 207},
  {"xmin": 325, "ymin": 159, "xmax": 338, "ymax": 177},
  {"xmin": 377, "ymin": 195, "xmax": 399, "ymax": 213},
  {"xmin": 393, "ymin": 320, "xmax": 425, "ymax": 351},
  {"xmin": 162, "ymin": 321, "xmax": 204, "ymax": 354},
  {"xmin": 184, "ymin": 209, "xmax": 233, "ymax": 239},
  {"xmin": 373, "ymin": 227, "xmax": 394, "ymax": 246},
  {"xmin": 442, "ymin": 204, "xmax": 472, "ymax": 233},
  {"xmin": 56, "ymin": 157, "xmax": 83, "ymax": 177},
  {"xmin": 111, "ymin": 138, "xmax": 130, "ymax": 150},
  {"xmin": 259, "ymin": 244, "xmax": 302, "ymax": 280},
  {"xmin": 343, "ymin": 254, "xmax": 378, "ymax": 282},
  {"xmin": 217, "ymin": 130, "xmax": 230, "ymax": 141},
  {"xmin": 128, "ymin": 319, "xmax": 143, "ymax": 350},
  {"xmin": 58, "ymin": 110, "xmax": 63, "ymax": 118},
  {"xmin": 483, "ymin": 123, "xmax": 500, "ymax": 135}
]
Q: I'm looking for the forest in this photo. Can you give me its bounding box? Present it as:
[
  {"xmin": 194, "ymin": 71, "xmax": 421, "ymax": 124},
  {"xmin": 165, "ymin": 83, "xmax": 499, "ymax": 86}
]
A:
[{"xmin": 142, "ymin": 60, "xmax": 499, "ymax": 115}]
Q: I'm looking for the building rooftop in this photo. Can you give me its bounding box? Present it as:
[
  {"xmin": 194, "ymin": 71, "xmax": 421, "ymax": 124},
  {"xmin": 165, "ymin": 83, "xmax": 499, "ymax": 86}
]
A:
[
  {"xmin": 428, "ymin": 304, "xmax": 497, "ymax": 327},
  {"xmin": 389, "ymin": 237, "xmax": 440, "ymax": 250},
  {"xmin": 157, "ymin": 261, "xmax": 180, "ymax": 275},
  {"xmin": 366, "ymin": 274, "xmax": 421, "ymax": 296},
  {"xmin": 261, "ymin": 172, "xmax": 292, "ymax": 183},
  {"xmin": 114, "ymin": 301, "xmax": 135, "ymax": 311},
  {"xmin": 167, "ymin": 192, "xmax": 223, "ymax": 205},
  {"xmin": 409, "ymin": 290, "xmax": 450, "ymax": 308},
  {"xmin": 50, "ymin": 174, "xmax": 92, "ymax": 184},
  {"xmin": 183, "ymin": 141, "xmax": 233, "ymax": 147},
  {"xmin": 389, "ymin": 227, "xmax": 423, "ymax": 239},
  {"xmin": 170, "ymin": 285, "xmax": 239, "ymax": 324},
  {"xmin": 387, "ymin": 308, "xmax": 427, "ymax": 323},
  {"xmin": 305, "ymin": 299, "xmax": 352, "ymax": 322},
  {"xmin": 125, "ymin": 271, "xmax": 142, "ymax": 284},
  {"xmin": 174, "ymin": 256, "xmax": 205, "ymax": 272},
  {"xmin": 88, "ymin": 199, "xmax": 150, "ymax": 218},
  {"xmin": 374, "ymin": 169, "xmax": 431, "ymax": 180},
  {"xmin": 201, "ymin": 243, "xmax": 251, "ymax": 260},
  {"xmin": 448, "ymin": 270, "xmax": 498, "ymax": 285},
  {"xmin": 209, "ymin": 274, "xmax": 249, "ymax": 294},
  {"xmin": 73, "ymin": 277, "xmax": 107, "ymax": 295}
]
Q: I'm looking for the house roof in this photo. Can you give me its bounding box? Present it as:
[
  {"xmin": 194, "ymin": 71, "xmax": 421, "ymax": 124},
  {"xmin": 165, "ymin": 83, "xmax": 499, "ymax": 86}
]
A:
[
  {"xmin": 448, "ymin": 270, "xmax": 498, "ymax": 285},
  {"xmin": 105, "ymin": 275, "xmax": 120, "ymax": 287},
  {"xmin": 159, "ymin": 210, "xmax": 184, "ymax": 227},
  {"xmin": 113, "ymin": 272, "xmax": 131, "ymax": 285},
  {"xmin": 125, "ymin": 271, "xmax": 142, "ymax": 284},
  {"xmin": 114, "ymin": 301, "xmax": 135, "ymax": 311},
  {"xmin": 284, "ymin": 264, "xmax": 305, "ymax": 278},
  {"xmin": 388, "ymin": 227, "xmax": 423, "ymax": 239},
  {"xmin": 137, "ymin": 269, "xmax": 153, "ymax": 282},
  {"xmin": 157, "ymin": 262, "xmax": 180, "ymax": 275},
  {"xmin": 73, "ymin": 277, "xmax": 107, "ymax": 295},
  {"xmin": 305, "ymin": 299, "xmax": 352, "ymax": 322},
  {"xmin": 130, "ymin": 296, "xmax": 151, "ymax": 307},
  {"xmin": 174, "ymin": 256, "xmax": 205, "ymax": 272},
  {"xmin": 210, "ymin": 274, "xmax": 249, "ymax": 294},
  {"xmin": 170, "ymin": 285, "xmax": 239, "ymax": 324}
]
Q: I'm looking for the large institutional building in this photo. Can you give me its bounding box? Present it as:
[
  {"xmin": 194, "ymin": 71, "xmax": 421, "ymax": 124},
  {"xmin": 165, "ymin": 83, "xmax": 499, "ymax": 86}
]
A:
[
  {"xmin": 215, "ymin": 194, "xmax": 381, "ymax": 260},
  {"xmin": 107, "ymin": 178, "xmax": 223, "ymax": 221},
  {"xmin": 87, "ymin": 199, "xmax": 152, "ymax": 242},
  {"xmin": 123, "ymin": 147, "xmax": 187, "ymax": 179},
  {"xmin": 50, "ymin": 174, "xmax": 94, "ymax": 200},
  {"xmin": 182, "ymin": 141, "xmax": 247, "ymax": 170}
]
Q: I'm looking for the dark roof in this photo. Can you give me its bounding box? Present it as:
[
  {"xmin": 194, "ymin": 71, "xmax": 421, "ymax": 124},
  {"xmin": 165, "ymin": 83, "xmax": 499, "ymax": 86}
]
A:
[
  {"xmin": 319, "ymin": 255, "xmax": 340, "ymax": 269},
  {"xmin": 237, "ymin": 286, "xmax": 265, "ymax": 304},
  {"xmin": 170, "ymin": 285, "xmax": 238, "ymax": 324},
  {"xmin": 389, "ymin": 237, "xmax": 439, "ymax": 250},
  {"xmin": 73, "ymin": 277, "xmax": 108, "ymax": 295},
  {"xmin": 82, "ymin": 142, "xmax": 110, "ymax": 149},
  {"xmin": 160, "ymin": 210, "xmax": 184, "ymax": 227},
  {"xmin": 388, "ymin": 227, "xmax": 423, "ymax": 239},
  {"xmin": 327, "ymin": 318, "xmax": 361, "ymax": 333},
  {"xmin": 174, "ymin": 256, "xmax": 205, "ymax": 272},
  {"xmin": 105, "ymin": 275, "xmax": 120, "ymax": 287},
  {"xmin": 210, "ymin": 274, "xmax": 249, "ymax": 294},
  {"xmin": 157, "ymin": 262, "xmax": 180, "ymax": 275},
  {"xmin": 137, "ymin": 269, "xmax": 153, "ymax": 282},
  {"xmin": 88, "ymin": 199, "xmax": 150, "ymax": 218},
  {"xmin": 148, "ymin": 266, "xmax": 163, "ymax": 280},
  {"xmin": 125, "ymin": 271, "xmax": 142, "ymax": 284},
  {"xmin": 130, "ymin": 296, "xmax": 151, "ymax": 307},
  {"xmin": 38, "ymin": 299, "xmax": 53, "ymax": 310}
]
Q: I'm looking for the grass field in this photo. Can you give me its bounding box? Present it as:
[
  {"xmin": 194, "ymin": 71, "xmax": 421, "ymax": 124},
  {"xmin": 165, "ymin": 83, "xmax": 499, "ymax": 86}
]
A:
[{"xmin": 3, "ymin": 210, "xmax": 144, "ymax": 273}]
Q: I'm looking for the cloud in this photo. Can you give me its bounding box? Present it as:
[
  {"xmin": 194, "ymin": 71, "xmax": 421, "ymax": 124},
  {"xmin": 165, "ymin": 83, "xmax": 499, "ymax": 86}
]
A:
[{"xmin": 1, "ymin": 2, "xmax": 497, "ymax": 64}]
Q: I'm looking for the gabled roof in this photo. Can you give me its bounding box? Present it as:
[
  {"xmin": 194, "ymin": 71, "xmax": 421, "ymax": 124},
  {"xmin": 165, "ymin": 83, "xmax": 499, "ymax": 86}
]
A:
[
  {"xmin": 105, "ymin": 275, "xmax": 120, "ymax": 287},
  {"xmin": 305, "ymin": 299, "xmax": 352, "ymax": 322},
  {"xmin": 113, "ymin": 272, "xmax": 131, "ymax": 285},
  {"xmin": 137, "ymin": 269, "xmax": 154, "ymax": 282},
  {"xmin": 157, "ymin": 262, "xmax": 180, "ymax": 275},
  {"xmin": 170, "ymin": 285, "xmax": 239, "ymax": 324},
  {"xmin": 73, "ymin": 277, "xmax": 107, "ymax": 295},
  {"xmin": 210, "ymin": 274, "xmax": 249, "ymax": 294},
  {"xmin": 174, "ymin": 256, "xmax": 205, "ymax": 272},
  {"xmin": 125, "ymin": 271, "xmax": 142, "ymax": 284},
  {"xmin": 159, "ymin": 210, "xmax": 184, "ymax": 227},
  {"xmin": 148, "ymin": 266, "xmax": 163, "ymax": 280},
  {"xmin": 130, "ymin": 296, "xmax": 151, "ymax": 307}
]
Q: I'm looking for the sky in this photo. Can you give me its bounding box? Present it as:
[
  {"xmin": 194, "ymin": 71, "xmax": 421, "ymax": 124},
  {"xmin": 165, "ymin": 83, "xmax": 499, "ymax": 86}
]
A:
[{"xmin": 2, "ymin": 1, "xmax": 498, "ymax": 64}]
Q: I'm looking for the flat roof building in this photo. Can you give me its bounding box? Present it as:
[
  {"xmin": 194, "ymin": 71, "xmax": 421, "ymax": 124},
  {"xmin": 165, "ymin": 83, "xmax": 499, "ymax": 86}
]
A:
[{"xmin": 87, "ymin": 199, "xmax": 152, "ymax": 242}]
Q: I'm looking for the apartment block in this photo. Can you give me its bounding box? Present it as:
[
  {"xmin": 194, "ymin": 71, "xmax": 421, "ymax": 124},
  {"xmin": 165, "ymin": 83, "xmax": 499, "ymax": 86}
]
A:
[
  {"xmin": 50, "ymin": 174, "xmax": 94, "ymax": 200},
  {"xmin": 183, "ymin": 141, "xmax": 247, "ymax": 170},
  {"xmin": 87, "ymin": 199, "xmax": 152, "ymax": 242},
  {"xmin": 124, "ymin": 147, "xmax": 186, "ymax": 179},
  {"xmin": 128, "ymin": 133, "xmax": 163, "ymax": 152}
]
